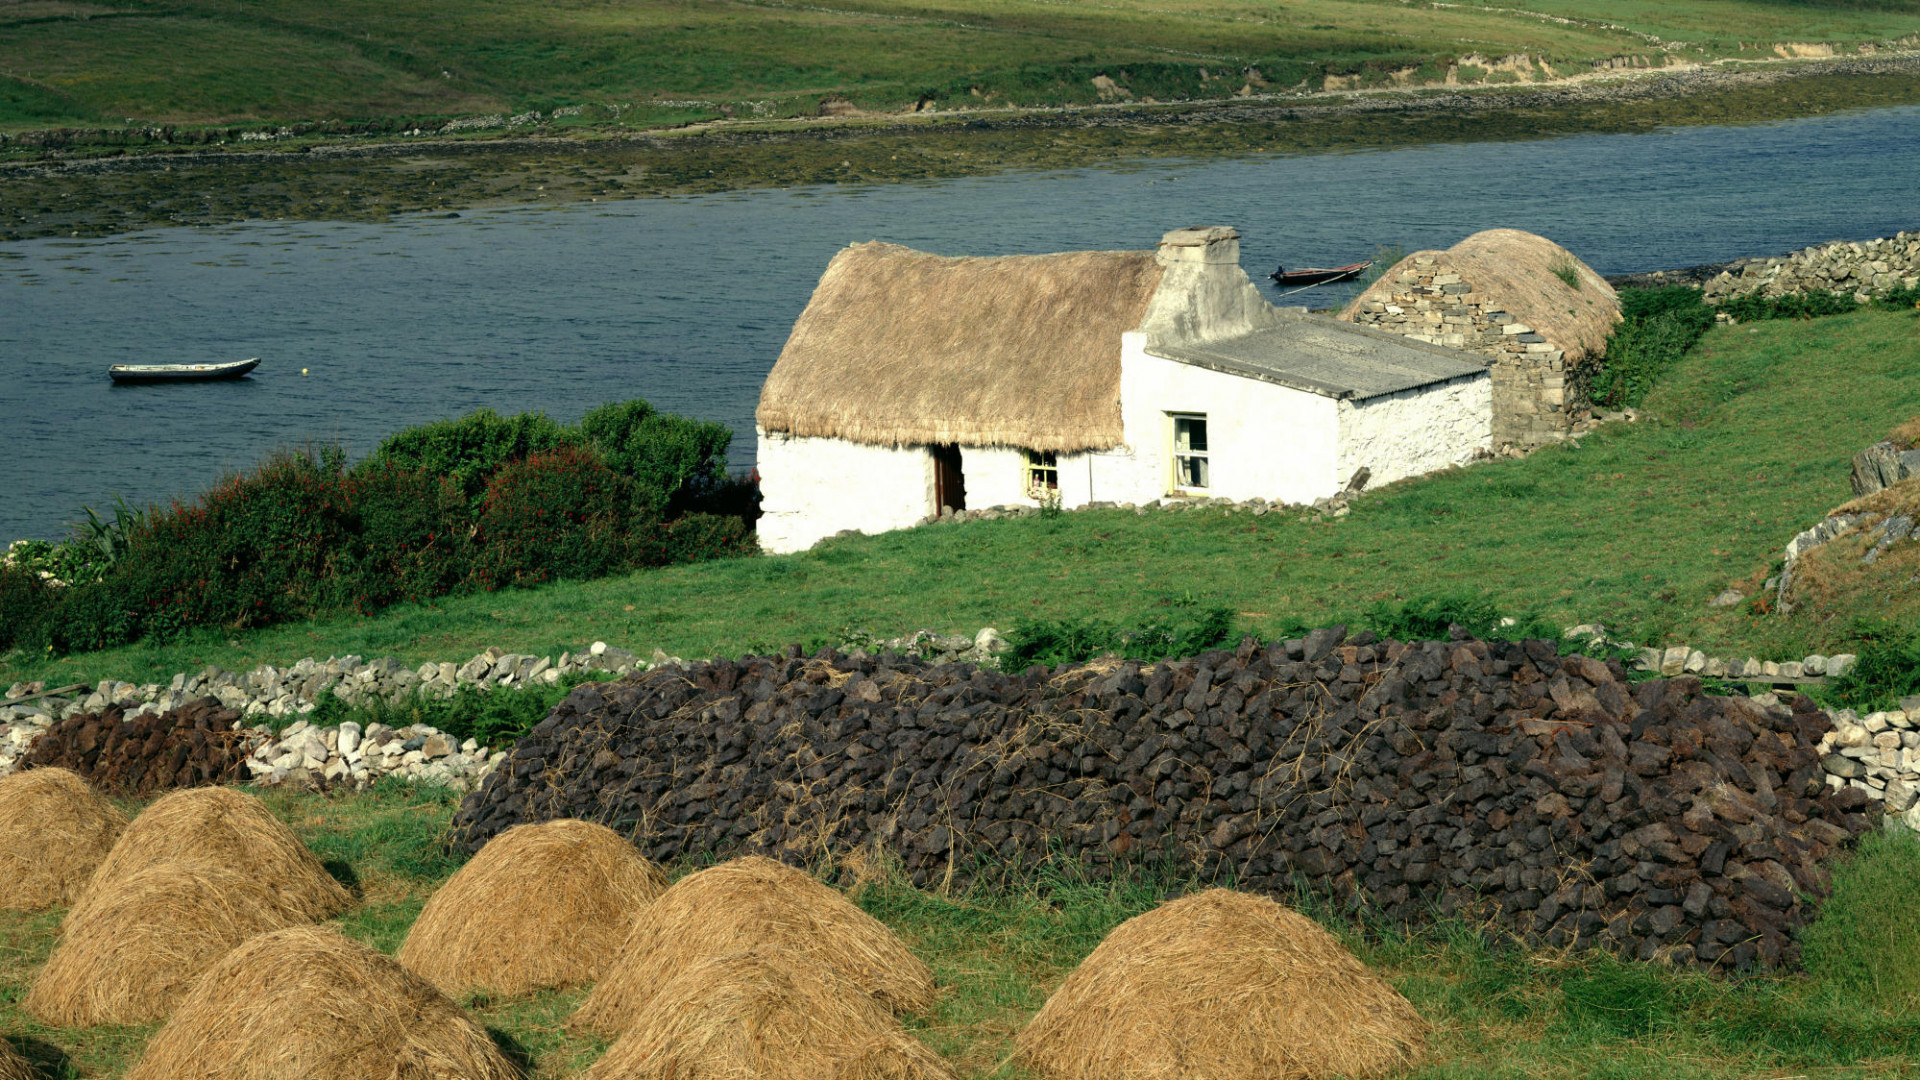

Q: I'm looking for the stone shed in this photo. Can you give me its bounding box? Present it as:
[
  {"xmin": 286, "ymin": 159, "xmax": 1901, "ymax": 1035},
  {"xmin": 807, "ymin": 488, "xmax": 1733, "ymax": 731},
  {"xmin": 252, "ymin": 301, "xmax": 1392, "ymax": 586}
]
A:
[{"xmin": 1339, "ymin": 229, "xmax": 1619, "ymax": 448}]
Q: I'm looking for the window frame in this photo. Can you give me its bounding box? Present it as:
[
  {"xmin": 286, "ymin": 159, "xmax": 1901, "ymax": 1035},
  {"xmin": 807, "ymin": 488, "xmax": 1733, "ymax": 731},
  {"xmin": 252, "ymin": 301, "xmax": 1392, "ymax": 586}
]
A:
[
  {"xmin": 1024, "ymin": 449, "xmax": 1060, "ymax": 501},
  {"xmin": 1168, "ymin": 412, "xmax": 1210, "ymax": 493}
]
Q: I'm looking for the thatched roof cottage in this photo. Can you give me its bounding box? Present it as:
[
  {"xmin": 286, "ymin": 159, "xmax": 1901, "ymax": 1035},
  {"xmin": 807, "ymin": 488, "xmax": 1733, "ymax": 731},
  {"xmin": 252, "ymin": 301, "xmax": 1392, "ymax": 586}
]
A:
[{"xmin": 755, "ymin": 226, "xmax": 1492, "ymax": 553}]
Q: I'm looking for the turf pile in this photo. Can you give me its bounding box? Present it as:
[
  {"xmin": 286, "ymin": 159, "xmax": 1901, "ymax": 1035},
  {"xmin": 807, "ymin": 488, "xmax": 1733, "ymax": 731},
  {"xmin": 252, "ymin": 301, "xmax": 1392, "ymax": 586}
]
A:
[
  {"xmin": 1016, "ymin": 889, "xmax": 1425, "ymax": 1080},
  {"xmin": 454, "ymin": 633, "xmax": 1873, "ymax": 969},
  {"xmin": 398, "ymin": 818, "xmax": 668, "ymax": 998},
  {"xmin": 122, "ymin": 926, "xmax": 520, "ymax": 1080},
  {"xmin": 573, "ymin": 855, "xmax": 933, "ymax": 1035},
  {"xmin": 0, "ymin": 767, "xmax": 126, "ymax": 911},
  {"xmin": 22, "ymin": 697, "xmax": 256, "ymax": 794}
]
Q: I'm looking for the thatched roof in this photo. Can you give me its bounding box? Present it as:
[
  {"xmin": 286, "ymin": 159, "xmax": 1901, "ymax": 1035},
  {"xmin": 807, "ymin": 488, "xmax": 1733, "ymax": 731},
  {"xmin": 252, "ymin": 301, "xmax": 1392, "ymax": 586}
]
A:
[
  {"xmin": 1338, "ymin": 229, "xmax": 1619, "ymax": 362},
  {"xmin": 757, "ymin": 242, "xmax": 1164, "ymax": 452}
]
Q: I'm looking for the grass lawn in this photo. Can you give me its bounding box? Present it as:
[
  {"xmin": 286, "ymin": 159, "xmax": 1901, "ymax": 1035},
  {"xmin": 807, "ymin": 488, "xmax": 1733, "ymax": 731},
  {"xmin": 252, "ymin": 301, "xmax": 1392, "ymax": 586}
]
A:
[
  {"xmin": 2, "ymin": 0, "xmax": 1918, "ymax": 130},
  {"xmin": 4, "ymin": 782, "xmax": 1920, "ymax": 1078},
  {"xmin": 8, "ymin": 306, "xmax": 1919, "ymax": 692}
]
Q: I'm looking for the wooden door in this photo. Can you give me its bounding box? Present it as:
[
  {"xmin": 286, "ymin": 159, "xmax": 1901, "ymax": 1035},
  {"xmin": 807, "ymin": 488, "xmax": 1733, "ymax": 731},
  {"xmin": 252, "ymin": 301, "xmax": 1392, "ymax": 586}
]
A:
[{"xmin": 932, "ymin": 444, "xmax": 966, "ymax": 514}]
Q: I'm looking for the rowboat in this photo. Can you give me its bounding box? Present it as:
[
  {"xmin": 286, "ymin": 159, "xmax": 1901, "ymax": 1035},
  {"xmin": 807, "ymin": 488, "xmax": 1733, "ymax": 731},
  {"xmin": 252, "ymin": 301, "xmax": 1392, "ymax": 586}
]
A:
[
  {"xmin": 108, "ymin": 358, "xmax": 260, "ymax": 384},
  {"xmin": 1269, "ymin": 261, "xmax": 1371, "ymax": 287}
]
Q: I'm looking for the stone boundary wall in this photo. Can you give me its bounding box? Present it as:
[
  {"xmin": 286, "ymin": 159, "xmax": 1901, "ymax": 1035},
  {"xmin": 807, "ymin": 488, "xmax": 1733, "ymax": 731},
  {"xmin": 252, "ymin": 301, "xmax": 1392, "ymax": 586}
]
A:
[
  {"xmin": 1342, "ymin": 257, "xmax": 1574, "ymax": 447},
  {"xmin": 1697, "ymin": 230, "xmax": 1920, "ymax": 304},
  {"xmin": 0, "ymin": 631, "xmax": 1012, "ymax": 778},
  {"xmin": 451, "ymin": 633, "xmax": 1876, "ymax": 971}
]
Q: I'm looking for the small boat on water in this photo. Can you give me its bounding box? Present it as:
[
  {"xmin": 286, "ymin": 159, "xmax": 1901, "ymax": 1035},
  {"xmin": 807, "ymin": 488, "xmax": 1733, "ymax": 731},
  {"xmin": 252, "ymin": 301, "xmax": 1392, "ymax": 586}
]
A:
[
  {"xmin": 108, "ymin": 357, "xmax": 260, "ymax": 384},
  {"xmin": 1269, "ymin": 261, "xmax": 1371, "ymax": 287}
]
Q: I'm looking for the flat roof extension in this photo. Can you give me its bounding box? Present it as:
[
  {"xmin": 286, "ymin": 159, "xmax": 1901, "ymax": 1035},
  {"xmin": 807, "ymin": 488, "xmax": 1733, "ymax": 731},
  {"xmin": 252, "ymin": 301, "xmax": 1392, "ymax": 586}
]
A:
[{"xmin": 1147, "ymin": 310, "xmax": 1489, "ymax": 400}]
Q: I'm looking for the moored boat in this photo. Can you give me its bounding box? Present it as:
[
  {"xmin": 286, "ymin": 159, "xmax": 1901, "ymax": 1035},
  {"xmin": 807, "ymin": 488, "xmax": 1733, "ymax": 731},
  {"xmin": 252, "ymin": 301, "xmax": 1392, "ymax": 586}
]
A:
[
  {"xmin": 108, "ymin": 358, "xmax": 261, "ymax": 384},
  {"xmin": 1269, "ymin": 261, "xmax": 1371, "ymax": 287}
]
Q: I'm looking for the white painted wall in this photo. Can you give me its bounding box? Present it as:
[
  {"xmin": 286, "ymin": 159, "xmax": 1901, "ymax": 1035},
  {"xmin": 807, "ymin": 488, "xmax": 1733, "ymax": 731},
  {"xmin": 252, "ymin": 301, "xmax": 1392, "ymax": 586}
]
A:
[
  {"xmin": 960, "ymin": 445, "xmax": 1032, "ymax": 509},
  {"xmin": 1108, "ymin": 332, "xmax": 1343, "ymax": 505},
  {"xmin": 1337, "ymin": 374, "xmax": 1492, "ymax": 489},
  {"xmin": 755, "ymin": 428, "xmax": 931, "ymax": 554}
]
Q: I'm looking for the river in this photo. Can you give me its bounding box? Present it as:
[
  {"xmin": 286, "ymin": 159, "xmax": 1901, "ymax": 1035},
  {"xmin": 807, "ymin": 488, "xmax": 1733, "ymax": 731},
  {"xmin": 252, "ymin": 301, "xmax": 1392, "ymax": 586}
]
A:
[{"xmin": 3, "ymin": 103, "xmax": 1918, "ymax": 541}]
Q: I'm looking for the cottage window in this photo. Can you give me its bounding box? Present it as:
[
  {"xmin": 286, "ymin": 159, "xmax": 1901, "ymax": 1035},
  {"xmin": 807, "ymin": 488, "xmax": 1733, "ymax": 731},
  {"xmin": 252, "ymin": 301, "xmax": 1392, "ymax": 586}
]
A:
[
  {"xmin": 1024, "ymin": 450, "xmax": 1059, "ymax": 499},
  {"xmin": 1170, "ymin": 414, "xmax": 1209, "ymax": 491}
]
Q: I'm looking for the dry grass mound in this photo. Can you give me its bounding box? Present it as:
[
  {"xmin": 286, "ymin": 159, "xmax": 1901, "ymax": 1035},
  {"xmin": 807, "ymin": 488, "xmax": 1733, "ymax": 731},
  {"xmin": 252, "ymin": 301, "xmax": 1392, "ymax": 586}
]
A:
[
  {"xmin": 0, "ymin": 1040, "xmax": 37, "ymax": 1080},
  {"xmin": 398, "ymin": 819, "xmax": 668, "ymax": 998},
  {"xmin": 79, "ymin": 785, "xmax": 351, "ymax": 922},
  {"xmin": 24, "ymin": 864, "xmax": 308, "ymax": 1026},
  {"xmin": 585, "ymin": 950, "xmax": 952, "ymax": 1080},
  {"xmin": 571, "ymin": 856, "xmax": 933, "ymax": 1035},
  {"xmin": 1015, "ymin": 889, "xmax": 1426, "ymax": 1080},
  {"xmin": 1890, "ymin": 416, "xmax": 1920, "ymax": 450},
  {"xmin": 124, "ymin": 925, "xmax": 520, "ymax": 1080},
  {"xmin": 0, "ymin": 767, "xmax": 127, "ymax": 911}
]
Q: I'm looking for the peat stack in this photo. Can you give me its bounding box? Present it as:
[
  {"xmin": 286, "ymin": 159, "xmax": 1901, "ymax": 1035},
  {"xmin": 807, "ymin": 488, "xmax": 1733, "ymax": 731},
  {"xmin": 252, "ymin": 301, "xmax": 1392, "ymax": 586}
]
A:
[
  {"xmin": 24, "ymin": 697, "xmax": 255, "ymax": 794},
  {"xmin": 451, "ymin": 631, "xmax": 1874, "ymax": 969}
]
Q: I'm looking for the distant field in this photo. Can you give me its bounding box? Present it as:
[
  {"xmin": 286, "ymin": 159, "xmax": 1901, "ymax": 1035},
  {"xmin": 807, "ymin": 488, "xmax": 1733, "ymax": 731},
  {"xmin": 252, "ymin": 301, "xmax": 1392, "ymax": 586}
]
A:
[
  {"xmin": 7, "ymin": 306, "xmax": 1918, "ymax": 691},
  {"xmin": 1, "ymin": 0, "xmax": 1918, "ymax": 130}
]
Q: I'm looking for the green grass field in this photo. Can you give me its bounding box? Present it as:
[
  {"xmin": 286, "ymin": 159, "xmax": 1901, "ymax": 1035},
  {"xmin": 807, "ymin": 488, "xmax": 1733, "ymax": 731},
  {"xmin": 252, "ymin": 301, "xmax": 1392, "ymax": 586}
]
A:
[
  {"xmin": 7, "ymin": 305, "xmax": 1918, "ymax": 693},
  {"xmin": 4, "ymin": 782, "xmax": 1919, "ymax": 1079},
  {"xmin": 2, "ymin": 0, "xmax": 1918, "ymax": 131}
]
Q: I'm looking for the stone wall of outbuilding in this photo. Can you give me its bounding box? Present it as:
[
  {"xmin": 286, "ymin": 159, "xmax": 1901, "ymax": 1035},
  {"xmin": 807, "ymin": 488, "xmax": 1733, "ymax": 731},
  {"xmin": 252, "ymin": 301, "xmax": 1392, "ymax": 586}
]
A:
[{"xmin": 1342, "ymin": 256, "xmax": 1575, "ymax": 448}]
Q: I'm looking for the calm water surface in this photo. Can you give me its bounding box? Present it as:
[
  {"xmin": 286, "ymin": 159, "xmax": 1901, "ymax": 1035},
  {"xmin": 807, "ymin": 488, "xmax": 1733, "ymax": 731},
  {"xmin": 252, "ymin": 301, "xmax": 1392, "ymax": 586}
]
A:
[{"xmin": 4, "ymin": 105, "xmax": 1919, "ymax": 540}]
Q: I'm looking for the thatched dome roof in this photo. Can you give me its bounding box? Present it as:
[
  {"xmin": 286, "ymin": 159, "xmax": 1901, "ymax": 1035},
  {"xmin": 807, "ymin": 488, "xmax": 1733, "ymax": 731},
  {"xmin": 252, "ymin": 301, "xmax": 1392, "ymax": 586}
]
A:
[
  {"xmin": 1338, "ymin": 229, "xmax": 1619, "ymax": 362},
  {"xmin": 756, "ymin": 242, "xmax": 1165, "ymax": 453}
]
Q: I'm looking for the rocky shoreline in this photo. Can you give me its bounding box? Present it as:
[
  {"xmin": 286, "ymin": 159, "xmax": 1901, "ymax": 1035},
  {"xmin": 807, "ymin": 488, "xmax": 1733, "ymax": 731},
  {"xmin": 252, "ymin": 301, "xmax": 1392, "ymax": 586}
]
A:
[{"xmin": 6, "ymin": 54, "xmax": 1920, "ymax": 244}]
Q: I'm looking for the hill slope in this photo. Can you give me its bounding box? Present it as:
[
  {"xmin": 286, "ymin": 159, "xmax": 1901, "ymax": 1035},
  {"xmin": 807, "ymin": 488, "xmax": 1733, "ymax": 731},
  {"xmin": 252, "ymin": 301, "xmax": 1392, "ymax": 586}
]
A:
[{"xmin": 2, "ymin": 0, "xmax": 1918, "ymax": 130}]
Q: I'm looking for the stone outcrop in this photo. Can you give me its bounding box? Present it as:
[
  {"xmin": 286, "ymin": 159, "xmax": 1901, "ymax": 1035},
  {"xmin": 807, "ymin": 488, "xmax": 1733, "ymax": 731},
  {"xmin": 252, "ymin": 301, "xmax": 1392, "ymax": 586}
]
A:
[
  {"xmin": 1852, "ymin": 438, "xmax": 1920, "ymax": 498},
  {"xmin": 452, "ymin": 633, "xmax": 1872, "ymax": 971},
  {"xmin": 1339, "ymin": 230, "xmax": 1620, "ymax": 448}
]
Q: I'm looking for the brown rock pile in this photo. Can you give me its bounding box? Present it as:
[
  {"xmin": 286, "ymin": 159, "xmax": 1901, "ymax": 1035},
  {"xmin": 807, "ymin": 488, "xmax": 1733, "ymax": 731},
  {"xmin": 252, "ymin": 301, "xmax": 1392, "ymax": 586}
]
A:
[
  {"xmin": 451, "ymin": 631, "xmax": 1874, "ymax": 970},
  {"xmin": 24, "ymin": 697, "xmax": 257, "ymax": 794}
]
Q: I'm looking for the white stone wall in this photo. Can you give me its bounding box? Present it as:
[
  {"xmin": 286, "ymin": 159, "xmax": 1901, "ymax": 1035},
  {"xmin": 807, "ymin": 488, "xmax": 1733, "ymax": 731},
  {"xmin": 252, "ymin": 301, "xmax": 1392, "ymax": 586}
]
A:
[
  {"xmin": 1337, "ymin": 373, "xmax": 1492, "ymax": 490},
  {"xmin": 755, "ymin": 429, "xmax": 932, "ymax": 554},
  {"xmin": 1110, "ymin": 332, "xmax": 1343, "ymax": 506}
]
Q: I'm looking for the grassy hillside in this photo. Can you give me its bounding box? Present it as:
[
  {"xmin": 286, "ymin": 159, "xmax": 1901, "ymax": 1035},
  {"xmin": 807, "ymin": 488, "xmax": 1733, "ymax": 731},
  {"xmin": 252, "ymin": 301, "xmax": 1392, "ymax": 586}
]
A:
[
  {"xmin": 6, "ymin": 305, "xmax": 1917, "ymax": 690},
  {"xmin": 3, "ymin": 783, "xmax": 1919, "ymax": 1079},
  {"xmin": 1, "ymin": 0, "xmax": 1917, "ymax": 131}
]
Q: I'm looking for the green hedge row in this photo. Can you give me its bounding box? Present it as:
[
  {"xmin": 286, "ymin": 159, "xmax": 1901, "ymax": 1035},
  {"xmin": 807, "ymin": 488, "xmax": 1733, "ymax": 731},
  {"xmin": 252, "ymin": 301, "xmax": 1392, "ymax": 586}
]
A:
[{"xmin": 0, "ymin": 400, "xmax": 757, "ymax": 656}]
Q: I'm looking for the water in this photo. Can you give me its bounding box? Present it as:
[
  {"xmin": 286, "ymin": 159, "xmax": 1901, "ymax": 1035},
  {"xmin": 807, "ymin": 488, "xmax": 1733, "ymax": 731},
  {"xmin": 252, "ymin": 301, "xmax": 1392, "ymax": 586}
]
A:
[{"xmin": 4, "ymin": 104, "xmax": 1919, "ymax": 541}]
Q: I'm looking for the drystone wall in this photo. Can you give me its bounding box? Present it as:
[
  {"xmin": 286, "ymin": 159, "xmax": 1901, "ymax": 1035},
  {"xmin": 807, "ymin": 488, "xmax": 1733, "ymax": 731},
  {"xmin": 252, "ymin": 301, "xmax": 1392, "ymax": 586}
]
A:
[
  {"xmin": 1341, "ymin": 258, "xmax": 1575, "ymax": 447},
  {"xmin": 451, "ymin": 632, "xmax": 1874, "ymax": 971},
  {"xmin": 1699, "ymin": 231, "xmax": 1920, "ymax": 304}
]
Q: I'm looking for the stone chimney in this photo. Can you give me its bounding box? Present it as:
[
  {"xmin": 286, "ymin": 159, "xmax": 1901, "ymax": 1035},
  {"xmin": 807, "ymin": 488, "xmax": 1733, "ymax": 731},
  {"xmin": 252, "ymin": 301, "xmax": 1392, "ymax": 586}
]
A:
[
  {"xmin": 1156, "ymin": 225, "xmax": 1241, "ymax": 266},
  {"xmin": 1138, "ymin": 225, "xmax": 1281, "ymax": 346}
]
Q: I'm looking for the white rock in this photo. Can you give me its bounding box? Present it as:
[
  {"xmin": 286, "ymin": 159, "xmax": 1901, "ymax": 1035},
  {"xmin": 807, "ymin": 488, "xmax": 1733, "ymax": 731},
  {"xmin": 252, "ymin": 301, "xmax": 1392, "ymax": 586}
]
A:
[
  {"xmin": 1829, "ymin": 654, "xmax": 1857, "ymax": 677},
  {"xmin": 338, "ymin": 722, "xmax": 361, "ymax": 756},
  {"xmin": 1803, "ymin": 655, "xmax": 1828, "ymax": 675},
  {"xmin": 590, "ymin": 641, "xmax": 608, "ymax": 656},
  {"xmin": 1837, "ymin": 724, "xmax": 1871, "ymax": 747}
]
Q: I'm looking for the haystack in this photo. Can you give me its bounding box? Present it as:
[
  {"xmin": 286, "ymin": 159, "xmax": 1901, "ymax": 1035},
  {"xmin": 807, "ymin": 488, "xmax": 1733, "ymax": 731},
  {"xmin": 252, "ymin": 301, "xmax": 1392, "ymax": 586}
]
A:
[
  {"xmin": 1015, "ymin": 889, "xmax": 1426, "ymax": 1080},
  {"xmin": 585, "ymin": 950, "xmax": 953, "ymax": 1080},
  {"xmin": 78, "ymin": 785, "xmax": 351, "ymax": 921},
  {"xmin": 25, "ymin": 864, "xmax": 307, "ymax": 1026},
  {"xmin": 0, "ymin": 767, "xmax": 127, "ymax": 911},
  {"xmin": 1338, "ymin": 228, "xmax": 1618, "ymax": 364},
  {"xmin": 0, "ymin": 1039, "xmax": 36, "ymax": 1080},
  {"xmin": 572, "ymin": 856, "xmax": 933, "ymax": 1035},
  {"xmin": 398, "ymin": 819, "xmax": 668, "ymax": 998},
  {"xmin": 123, "ymin": 925, "xmax": 520, "ymax": 1080}
]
